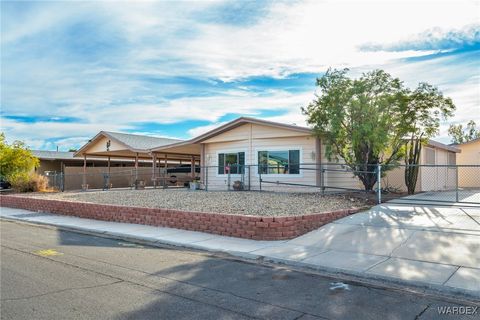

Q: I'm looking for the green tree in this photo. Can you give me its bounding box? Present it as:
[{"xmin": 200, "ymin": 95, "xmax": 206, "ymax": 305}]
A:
[
  {"xmin": 303, "ymin": 69, "xmax": 455, "ymax": 191},
  {"xmin": 0, "ymin": 133, "xmax": 39, "ymax": 181},
  {"xmin": 402, "ymin": 83, "xmax": 455, "ymax": 194},
  {"xmin": 448, "ymin": 120, "xmax": 480, "ymax": 144}
]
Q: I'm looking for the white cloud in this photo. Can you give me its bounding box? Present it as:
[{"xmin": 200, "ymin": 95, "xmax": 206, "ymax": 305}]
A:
[
  {"xmin": 0, "ymin": 117, "xmax": 126, "ymax": 150},
  {"xmin": 15, "ymin": 89, "xmax": 314, "ymax": 127},
  {"xmin": 187, "ymin": 122, "xmax": 229, "ymax": 137},
  {"xmin": 2, "ymin": 0, "xmax": 479, "ymax": 148},
  {"xmin": 164, "ymin": 0, "xmax": 479, "ymax": 80}
]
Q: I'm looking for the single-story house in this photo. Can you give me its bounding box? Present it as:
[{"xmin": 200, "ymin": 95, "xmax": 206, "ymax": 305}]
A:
[
  {"xmin": 149, "ymin": 117, "xmax": 461, "ymax": 192},
  {"xmin": 62, "ymin": 116, "xmax": 466, "ymax": 192},
  {"xmin": 452, "ymin": 137, "xmax": 480, "ymax": 188},
  {"xmin": 152, "ymin": 117, "xmax": 330, "ymax": 190}
]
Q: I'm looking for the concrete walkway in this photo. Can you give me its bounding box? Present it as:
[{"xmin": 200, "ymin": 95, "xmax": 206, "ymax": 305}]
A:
[{"xmin": 1, "ymin": 203, "xmax": 479, "ymax": 298}]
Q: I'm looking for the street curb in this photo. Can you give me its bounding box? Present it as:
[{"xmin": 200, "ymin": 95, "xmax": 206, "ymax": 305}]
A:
[{"xmin": 1, "ymin": 215, "xmax": 479, "ymax": 304}]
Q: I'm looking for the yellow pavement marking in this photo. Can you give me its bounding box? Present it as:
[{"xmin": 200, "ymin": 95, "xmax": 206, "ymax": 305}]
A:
[{"xmin": 33, "ymin": 249, "xmax": 63, "ymax": 257}]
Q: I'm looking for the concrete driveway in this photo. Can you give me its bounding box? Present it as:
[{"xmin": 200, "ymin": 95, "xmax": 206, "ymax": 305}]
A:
[
  {"xmin": 255, "ymin": 202, "xmax": 480, "ymax": 295},
  {"xmin": 388, "ymin": 189, "xmax": 480, "ymax": 206}
]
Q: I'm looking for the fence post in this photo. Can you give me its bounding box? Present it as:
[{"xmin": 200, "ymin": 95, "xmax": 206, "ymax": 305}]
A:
[
  {"xmin": 377, "ymin": 164, "xmax": 382, "ymax": 204},
  {"xmin": 131, "ymin": 169, "xmax": 134, "ymax": 189},
  {"xmin": 455, "ymin": 165, "xmax": 459, "ymax": 203},
  {"xmin": 205, "ymin": 166, "xmax": 208, "ymax": 191},
  {"xmin": 227, "ymin": 170, "xmax": 231, "ymax": 191},
  {"xmin": 259, "ymin": 166, "xmax": 262, "ymax": 191},
  {"xmin": 248, "ymin": 165, "xmax": 251, "ymax": 191},
  {"xmin": 320, "ymin": 163, "xmax": 325, "ymax": 195}
]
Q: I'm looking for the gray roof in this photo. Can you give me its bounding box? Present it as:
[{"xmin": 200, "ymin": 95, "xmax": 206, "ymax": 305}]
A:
[
  {"xmin": 427, "ymin": 139, "xmax": 461, "ymax": 153},
  {"xmin": 102, "ymin": 131, "xmax": 183, "ymax": 151},
  {"xmin": 31, "ymin": 150, "xmax": 75, "ymax": 160}
]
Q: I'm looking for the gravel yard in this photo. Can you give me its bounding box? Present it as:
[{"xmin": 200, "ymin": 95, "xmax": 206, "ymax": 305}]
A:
[{"xmin": 22, "ymin": 189, "xmax": 368, "ymax": 216}]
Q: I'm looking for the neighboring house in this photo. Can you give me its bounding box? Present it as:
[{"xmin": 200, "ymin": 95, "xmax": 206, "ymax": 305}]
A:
[{"xmin": 453, "ymin": 137, "xmax": 480, "ymax": 188}]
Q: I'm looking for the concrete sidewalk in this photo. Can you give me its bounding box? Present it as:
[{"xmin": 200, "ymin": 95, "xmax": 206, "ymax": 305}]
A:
[{"xmin": 1, "ymin": 203, "xmax": 479, "ymax": 299}]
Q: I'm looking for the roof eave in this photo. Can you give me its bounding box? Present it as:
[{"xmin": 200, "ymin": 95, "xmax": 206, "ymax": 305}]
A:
[{"xmin": 74, "ymin": 131, "xmax": 133, "ymax": 157}]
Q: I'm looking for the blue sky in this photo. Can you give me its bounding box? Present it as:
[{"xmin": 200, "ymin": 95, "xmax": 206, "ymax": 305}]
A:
[{"xmin": 1, "ymin": 0, "xmax": 479, "ymax": 150}]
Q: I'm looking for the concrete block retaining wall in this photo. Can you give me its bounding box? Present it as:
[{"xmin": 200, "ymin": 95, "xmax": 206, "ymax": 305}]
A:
[{"xmin": 0, "ymin": 195, "xmax": 360, "ymax": 240}]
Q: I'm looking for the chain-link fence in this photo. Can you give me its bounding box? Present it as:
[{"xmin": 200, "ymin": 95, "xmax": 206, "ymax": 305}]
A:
[
  {"xmin": 383, "ymin": 164, "xmax": 480, "ymax": 205},
  {"xmin": 199, "ymin": 163, "xmax": 361, "ymax": 192},
  {"xmin": 43, "ymin": 163, "xmax": 480, "ymax": 205}
]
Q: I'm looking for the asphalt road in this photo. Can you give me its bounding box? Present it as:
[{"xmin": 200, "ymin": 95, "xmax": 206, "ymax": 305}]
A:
[{"xmin": 0, "ymin": 220, "xmax": 478, "ymax": 320}]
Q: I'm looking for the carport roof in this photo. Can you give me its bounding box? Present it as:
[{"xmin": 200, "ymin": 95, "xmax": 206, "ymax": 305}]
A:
[
  {"xmin": 104, "ymin": 131, "xmax": 182, "ymax": 150},
  {"xmin": 74, "ymin": 131, "xmax": 183, "ymax": 157}
]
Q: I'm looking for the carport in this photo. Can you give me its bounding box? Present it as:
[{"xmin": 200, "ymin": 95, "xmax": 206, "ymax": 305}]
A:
[
  {"xmin": 74, "ymin": 131, "xmax": 200, "ymax": 189},
  {"xmin": 149, "ymin": 140, "xmax": 202, "ymax": 186}
]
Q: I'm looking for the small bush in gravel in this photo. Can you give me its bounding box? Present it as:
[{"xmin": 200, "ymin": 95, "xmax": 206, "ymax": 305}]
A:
[{"xmin": 10, "ymin": 172, "xmax": 49, "ymax": 192}]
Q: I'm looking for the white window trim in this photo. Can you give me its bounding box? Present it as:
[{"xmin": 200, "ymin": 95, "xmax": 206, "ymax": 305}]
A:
[
  {"xmin": 215, "ymin": 149, "xmax": 247, "ymax": 177},
  {"xmin": 254, "ymin": 147, "xmax": 303, "ymax": 178}
]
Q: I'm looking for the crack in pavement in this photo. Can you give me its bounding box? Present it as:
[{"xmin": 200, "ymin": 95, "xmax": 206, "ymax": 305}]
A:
[
  {"xmin": 389, "ymin": 229, "xmax": 417, "ymax": 257},
  {"xmin": 414, "ymin": 304, "xmax": 430, "ymax": 320},
  {"xmin": 460, "ymin": 208, "xmax": 480, "ymax": 226}
]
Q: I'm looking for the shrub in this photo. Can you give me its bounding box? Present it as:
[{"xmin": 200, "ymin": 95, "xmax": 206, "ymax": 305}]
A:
[
  {"xmin": 0, "ymin": 133, "xmax": 39, "ymax": 179},
  {"xmin": 9, "ymin": 172, "xmax": 49, "ymax": 192}
]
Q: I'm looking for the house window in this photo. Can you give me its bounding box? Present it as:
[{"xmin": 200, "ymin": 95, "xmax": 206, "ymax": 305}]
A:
[
  {"xmin": 448, "ymin": 152, "xmax": 456, "ymax": 165},
  {"xmin": 425, "ymin": 147, "xmax": 436, "ymax": 165},
  {"xmin": 258, "ymin": 150, "xmax": 300, "ymax": 174},
  {"xmin": 218, "ymin": 152, "xmax": 245, "ymax": 174}
]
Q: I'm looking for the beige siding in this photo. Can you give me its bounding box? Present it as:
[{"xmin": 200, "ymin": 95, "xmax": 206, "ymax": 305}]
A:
[
  {"xmin": 202, "ymin": 124, "xmax": 317, "ymax": 189},
  {"xmin": 87, "ymin": 136, "xmax": 127, "ymax": 153},
  {"xmin": 202, "ymin": 124, "xmax": 252, "ymax": 143},
  {"xmin": 382, "ymin": 146, "xmax": 457, "ymax": 192},
  {"xmin": 203, "ymin": 138, "xmax": 317, "ymax": 189},
  {"xmin": 202, "ymin": 123, "xmax": 309, "ymax": 144},
  {"xmin": 456, "ymin": 140, "xmax": 480, "ymax": 188},
  {"xmin": 202, "ymin": 123, "xmax": 363, "ymax": 191},
  {"xmin": 320, "ymin": 144, "xmax": 363, "ymax": 190},
  {"xmin": 381, "ymin": 165, "xmax": 422, "ymax": 193},
  {"xmin": 420, "ymin": 147, "xmax": 456, "ymax": 191}
]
